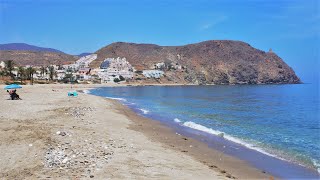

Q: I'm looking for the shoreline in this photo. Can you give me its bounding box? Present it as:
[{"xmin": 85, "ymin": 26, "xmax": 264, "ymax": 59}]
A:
[
  {"xmin": 110, "ymin": 98, "xmax": 274, "ymax": 179},
  {"xmin": 86, "ymin": 85, "xmax": 320, "ymax": 179}
]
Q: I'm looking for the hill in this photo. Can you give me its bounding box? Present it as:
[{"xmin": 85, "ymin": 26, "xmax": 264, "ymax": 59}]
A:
[
  {"xmin": 0, "ymin": 43, "xmax": 64, "ymax": 53},
  {"xmin": 91, "ymin": 40, "xmax": 300, "ymax": 84},
  {"xmin": 0, "ymin": 50, "xmax": 78, "ymax": 66}
]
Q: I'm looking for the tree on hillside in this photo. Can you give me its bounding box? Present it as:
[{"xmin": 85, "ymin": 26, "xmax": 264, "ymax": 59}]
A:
[
  {"xmin": 5, "ymin": 60, "xmax": 15, "ymax": 79},
  {"xmin": 49, "ymin": 66, "xmax": 57, "ymax": 81},
  {"xmin": 17, "ymin": 66, "xmax": 25, "ymax": 84}
]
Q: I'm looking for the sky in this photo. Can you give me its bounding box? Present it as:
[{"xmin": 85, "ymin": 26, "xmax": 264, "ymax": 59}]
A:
[{"xmin": 0, "ymin": 0, "xmax": 319, "ymax": 83}]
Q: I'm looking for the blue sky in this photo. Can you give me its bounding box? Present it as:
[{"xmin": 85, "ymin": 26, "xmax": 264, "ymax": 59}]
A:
[{"xmin": 0, "ymin": 0, "xmax": 319, "ymax": 83}]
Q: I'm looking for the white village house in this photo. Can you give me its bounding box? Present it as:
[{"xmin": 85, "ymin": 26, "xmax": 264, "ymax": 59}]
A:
[
  {"xmin": 142, "ymin": 70, "xmax": 164, "ymax": 79},
  {"xmin": 0, "ymin": 61, "xmax": 5, "ymax": 69},
  {"xmin": 99, "ymin": 57, "xmax": 135, "ymax": 83}
]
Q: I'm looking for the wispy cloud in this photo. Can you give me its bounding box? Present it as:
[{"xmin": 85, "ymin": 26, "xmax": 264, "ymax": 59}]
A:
[
  {"xmin": 201, "ymin": 23, "xmax": 213, "ymax": 30},
  {"xmin": 200, "ymin": 15, "xmax": 228, "ymax": 31}
]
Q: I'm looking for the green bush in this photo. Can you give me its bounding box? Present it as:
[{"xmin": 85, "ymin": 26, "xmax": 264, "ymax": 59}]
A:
[
  {"xmin": 113, "ymin": 78, "xmax": 120, "ymax": 83},
  {"xmin": 119, "ymin": 75, "xmax": 125, "ymax": 81}
]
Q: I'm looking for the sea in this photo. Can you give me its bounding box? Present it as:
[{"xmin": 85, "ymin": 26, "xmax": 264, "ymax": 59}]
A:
[{"xmin": 87, "ymin": 84, "xmax": 320, "ymax": 178}]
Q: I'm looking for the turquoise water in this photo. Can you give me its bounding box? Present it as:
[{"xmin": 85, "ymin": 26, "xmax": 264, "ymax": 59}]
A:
[{"xmin": 89, "ymin": 84, "xmax": 320, "ymax": 174}]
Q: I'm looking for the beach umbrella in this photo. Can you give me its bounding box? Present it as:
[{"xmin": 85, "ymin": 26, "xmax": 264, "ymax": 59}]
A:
[{"xmin": 4, "ymin": 84, "xmax": 22, "ymax": 90}]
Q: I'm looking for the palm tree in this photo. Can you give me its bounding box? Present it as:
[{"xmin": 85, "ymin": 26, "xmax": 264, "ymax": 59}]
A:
[
  {"xmin": 0, "ymin": 68, "xmax": 3, "ymax": 77},
  {"xmin": 40, "ymin": 66, "xmax": 47, "ymax": 78},
  {"xmin": 0, "ymin": 69, "xmax": 4, "ymax": 82},
  {"xmin": 17, "ymin": 66, "xmax": 25, "ymax": 84},
  {"xmin": 5, "ymin": 60, "xmax": 14, "ymax": 79},
  {"xmin": 26, "ymin": 66, "xmax": 36, "ymax": 85},
  {"xmin": 49, "ymin": 66, "xmax": 56, "ymax": 81}
]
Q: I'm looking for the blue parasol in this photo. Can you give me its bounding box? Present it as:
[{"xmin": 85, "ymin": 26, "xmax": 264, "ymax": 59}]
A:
[{"xmin": 4, "ymin": 84, "xmax": 22, "ymax": 90}]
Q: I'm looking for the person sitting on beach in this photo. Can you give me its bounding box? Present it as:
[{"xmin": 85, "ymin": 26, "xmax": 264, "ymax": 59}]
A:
[
  {"xmin": 7, "ymin": 90, "xmax": 13, "ymax": 97},
  {"xmin": 7, "ymin": 89, "xmax": 22, "ymax": 100},
  {"xmin": 13, "ymin": 90, "xmax": 22, "ymax": 100}
]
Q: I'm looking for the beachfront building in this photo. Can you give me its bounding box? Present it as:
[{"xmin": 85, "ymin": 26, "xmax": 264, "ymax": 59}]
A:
[
  {"xmin": 90, "ymin": 68, "xmax": 103, "ymax": 76},
  {"xmin": 99, "ymin": 57, "xmax": 135, "ymax": 83},
  {"xmin": 62, "ymin": 63, "xmax": 77, "ymax": 72},
  {"xmin": 142, "ymin": 70, "xmax": 164, "ymax": 78},
  {"xmin": 78, "ymin": 68, "xmax": 91, "ymax": 75},
  {"xmin": 75, "ymin": 68, "xmax": 91, "ymax": 81},
  {"xmin": 0, "ymin": 61, "xmax": 5, "ymax": 69},
  {"xmin": 34, "ymin": 68, "xmax": 50, "ymax": 80},
  {"xmin": 56, "ymin": 69, "xmax": 67, "ymax": 80}
]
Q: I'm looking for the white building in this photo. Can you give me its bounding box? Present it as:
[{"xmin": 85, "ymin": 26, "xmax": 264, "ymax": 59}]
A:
[
  {"xmin": 76, "ymin": 54, "xmax": 97, "ymax": 68},
  {"xmin": 0, "ymin": 61, "xmax": 5, "ymax": 68},
  {"xmin": 142, "ymin": 70, "xmax": 164, "ymax": 78},
  {"xmin": 63, "ymin": 54, "xmax": 97, "ymax": 71},
  {"xmin": 154, "ymin": 62, "xmax": 165, "ymax": 69},
  {"xmin": 99, "ymin": 57, "xmax": 135, "ymax": 83},
  {"xmin": 56, "ymin": 69, "xmax": 67, "ymax": 80}
]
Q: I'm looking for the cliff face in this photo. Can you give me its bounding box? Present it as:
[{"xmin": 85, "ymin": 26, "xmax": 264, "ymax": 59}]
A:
[
  {"xmin": 0, "ymin": 50, "xmax": 78, "ymax": 66},
  {"xmin": 92, "ymin": 40, "xmax": 301, "ymax": 84}
]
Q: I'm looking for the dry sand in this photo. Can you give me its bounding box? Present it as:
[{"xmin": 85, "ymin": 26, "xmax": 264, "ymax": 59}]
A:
[{"xmin": 0, "ymin": 84, "xmax": 272, "ymax": 179}]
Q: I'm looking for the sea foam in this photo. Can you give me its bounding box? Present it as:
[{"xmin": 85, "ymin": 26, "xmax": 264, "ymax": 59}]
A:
[
  {"xmin": 83, "ymin": 89, "xmax": 90, "ymax": 94},
  {"xmin": 139, "ymin": 108, "xmax": 149, "ymax": 114},
  {"xmin": 311, "ymin": 159, "xmax": 320, "ymax": 173},
  {"xmin": 174, "ymin": 118, "xmax": 182, "ymax": 123},
  {"xmin": 105, "ymin": 96, "xmax": 127, "ymax": 102},
  {"xmin": 182, "ymin": 121, "xmax": 280, "ymax": 159}
]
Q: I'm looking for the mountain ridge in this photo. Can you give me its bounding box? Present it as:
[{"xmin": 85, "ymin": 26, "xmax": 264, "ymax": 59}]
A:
[
  {"xmin": 0, "ymin": 43, "xmax": 65, "ymax": 54},
  {"xmin": 91, "ymin": 40, "xmax": 301, "ymax": 84},
  {"xmin": 0, "ymin": 40, "xmax": 301, "ymax": 84},
  {"xmin": 0, "ymin": 50, "xmax": 78, "ymax": 66},
  {"xmin": 0, "ymin": 43, "xmax": 81, "ymax": 66}
]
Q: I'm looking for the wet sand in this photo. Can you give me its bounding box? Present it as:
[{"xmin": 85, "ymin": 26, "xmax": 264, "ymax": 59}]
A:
[{"xmin": 113, "ymin": 99, "xmax": 274, "ymax": 179}]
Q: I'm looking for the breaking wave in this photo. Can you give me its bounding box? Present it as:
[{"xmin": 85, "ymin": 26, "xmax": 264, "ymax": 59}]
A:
[
  {"xmin": 182, "ymin": 121, "xmax": 281, "ymax": 159},
  {"xmin": 139, "ymin": 108, "xmax": 149, "ymax": 114},
  {"xmin": 174, "ymin": 118, "xmax": 182, "ymax": 123},
  {"xmin": 105, "ymin": 96, "xmax": 127, "ymax": 102},
  {"xmin": 83, "ymin": 89, "xmax": 90, "ymax": 94}
]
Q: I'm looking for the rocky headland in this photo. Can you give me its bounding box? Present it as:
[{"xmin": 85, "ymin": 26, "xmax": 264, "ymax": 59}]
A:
[{"xmin": 92, "ymin": 40, "xmax": 301, "ymax": 85}]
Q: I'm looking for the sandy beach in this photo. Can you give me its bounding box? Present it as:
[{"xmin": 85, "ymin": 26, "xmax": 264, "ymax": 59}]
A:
[{"xmin": 0, "ymin": 84, "xmax": 272, "ymax": 179}]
